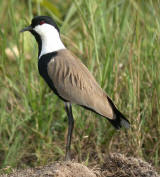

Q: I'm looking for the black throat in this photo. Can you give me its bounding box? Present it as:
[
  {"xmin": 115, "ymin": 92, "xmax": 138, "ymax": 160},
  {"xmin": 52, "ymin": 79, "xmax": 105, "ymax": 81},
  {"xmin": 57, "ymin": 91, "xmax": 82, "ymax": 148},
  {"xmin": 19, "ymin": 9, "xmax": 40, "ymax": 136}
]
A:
[
  {"xmin": 38, "ymin": 52, "xmax": 67, "ymax": 102},
  {"xmin": 30, "ymin": 30, "xmax": 42, "ymax": 57}
]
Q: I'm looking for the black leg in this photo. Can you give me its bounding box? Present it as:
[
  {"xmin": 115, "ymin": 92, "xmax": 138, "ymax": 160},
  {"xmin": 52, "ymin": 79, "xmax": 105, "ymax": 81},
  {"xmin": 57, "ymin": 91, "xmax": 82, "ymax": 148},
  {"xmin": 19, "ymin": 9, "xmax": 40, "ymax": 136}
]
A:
[{"xmin": 64, "ymin": 102, "xmax": 74, "ymax": 161}]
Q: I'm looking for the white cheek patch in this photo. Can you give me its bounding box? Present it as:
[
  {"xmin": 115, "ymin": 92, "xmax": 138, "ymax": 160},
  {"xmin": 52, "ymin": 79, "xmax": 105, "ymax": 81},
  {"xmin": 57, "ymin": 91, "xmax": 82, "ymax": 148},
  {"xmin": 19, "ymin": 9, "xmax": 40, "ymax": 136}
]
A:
[{"xmin": 34, "ymin": 24, "xmax": 65, "ymax": 58}]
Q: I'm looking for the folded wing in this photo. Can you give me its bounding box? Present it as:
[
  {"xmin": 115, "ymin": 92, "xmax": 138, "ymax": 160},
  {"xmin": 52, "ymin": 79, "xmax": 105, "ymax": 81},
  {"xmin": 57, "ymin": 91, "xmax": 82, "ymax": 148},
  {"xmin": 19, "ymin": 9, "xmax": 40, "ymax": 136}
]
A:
[{"xmin": 47, "ymin": 49, "xmax": 115, "ymax": 120}]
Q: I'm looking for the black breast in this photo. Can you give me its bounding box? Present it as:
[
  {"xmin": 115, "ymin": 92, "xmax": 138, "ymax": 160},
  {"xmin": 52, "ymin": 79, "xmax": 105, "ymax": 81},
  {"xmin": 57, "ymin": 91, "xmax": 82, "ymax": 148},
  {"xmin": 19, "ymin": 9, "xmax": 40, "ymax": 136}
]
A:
[{"xmin": 38, "ymin": 52, "xmax": 67, "ymax": 102}]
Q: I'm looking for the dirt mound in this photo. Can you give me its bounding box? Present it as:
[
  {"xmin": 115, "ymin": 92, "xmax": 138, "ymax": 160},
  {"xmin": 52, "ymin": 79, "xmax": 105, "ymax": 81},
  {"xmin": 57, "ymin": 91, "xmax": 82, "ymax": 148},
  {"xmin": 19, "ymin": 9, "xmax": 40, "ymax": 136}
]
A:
[
  {"xmin": 1, "ymin": 162, "xmax": 96, "ymax": 177},
  {"xmin": 99, "ymin": 153, "xmax": 160, "ymax": 177},
  {"xmin": 1, "ymin": 153, "xmax": 159, "ymax": 177}
]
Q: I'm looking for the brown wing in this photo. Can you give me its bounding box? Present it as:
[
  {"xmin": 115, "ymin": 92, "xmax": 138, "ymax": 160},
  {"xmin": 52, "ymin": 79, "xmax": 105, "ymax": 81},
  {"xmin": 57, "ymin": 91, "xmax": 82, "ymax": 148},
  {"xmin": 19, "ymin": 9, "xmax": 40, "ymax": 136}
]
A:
[{"xmin": 47, "ymin": 49, "xmax": 114, "ymax": 119}]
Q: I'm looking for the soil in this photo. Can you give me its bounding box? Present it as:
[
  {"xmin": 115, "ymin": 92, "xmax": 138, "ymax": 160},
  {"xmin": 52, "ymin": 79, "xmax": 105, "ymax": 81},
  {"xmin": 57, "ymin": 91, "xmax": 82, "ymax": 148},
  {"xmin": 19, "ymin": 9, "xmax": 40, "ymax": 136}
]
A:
[{"xmin": 0, "ymin": 153, "xmax": 159, "ymax": 177}]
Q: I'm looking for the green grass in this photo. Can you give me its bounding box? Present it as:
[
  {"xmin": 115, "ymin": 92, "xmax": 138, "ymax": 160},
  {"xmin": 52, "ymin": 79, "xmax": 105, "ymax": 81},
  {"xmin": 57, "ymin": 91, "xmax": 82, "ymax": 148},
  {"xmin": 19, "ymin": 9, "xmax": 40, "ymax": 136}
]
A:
[{"xmin": 0, "ymin": 0, "xmax": 160, "ymax": 171}]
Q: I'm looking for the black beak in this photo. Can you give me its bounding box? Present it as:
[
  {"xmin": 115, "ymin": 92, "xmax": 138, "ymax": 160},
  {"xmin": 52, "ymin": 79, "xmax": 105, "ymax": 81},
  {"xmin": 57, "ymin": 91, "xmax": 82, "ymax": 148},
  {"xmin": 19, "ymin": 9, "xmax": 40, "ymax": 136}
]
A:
[{"xmin": 20, "ymin": 26, "xmax": 32, "ymax": 33}]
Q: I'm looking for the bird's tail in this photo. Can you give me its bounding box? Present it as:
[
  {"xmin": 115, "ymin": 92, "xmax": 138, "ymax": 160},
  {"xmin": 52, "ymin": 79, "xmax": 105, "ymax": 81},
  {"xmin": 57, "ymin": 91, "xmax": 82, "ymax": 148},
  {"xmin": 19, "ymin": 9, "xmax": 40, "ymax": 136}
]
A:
[{"xmin": 107, "ymin": 96, "xmax": 130, "ymax": 129}]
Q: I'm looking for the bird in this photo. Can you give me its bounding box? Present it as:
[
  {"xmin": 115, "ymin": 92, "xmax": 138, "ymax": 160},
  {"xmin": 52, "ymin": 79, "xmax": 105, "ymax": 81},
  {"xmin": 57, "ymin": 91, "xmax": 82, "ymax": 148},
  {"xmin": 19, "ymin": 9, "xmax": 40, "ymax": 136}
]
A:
[{"xmin": 20, "ymin": 16, "xmax": 130, "ymax": 161}]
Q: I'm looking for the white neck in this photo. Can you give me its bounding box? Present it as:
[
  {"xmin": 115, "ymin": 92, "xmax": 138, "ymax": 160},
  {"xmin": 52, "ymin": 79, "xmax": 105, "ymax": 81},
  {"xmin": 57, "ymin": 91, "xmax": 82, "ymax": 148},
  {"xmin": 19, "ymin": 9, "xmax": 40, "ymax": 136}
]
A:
[{"xmin": 34, "ymin": 24, "xmax": 66, "ymax": 59}]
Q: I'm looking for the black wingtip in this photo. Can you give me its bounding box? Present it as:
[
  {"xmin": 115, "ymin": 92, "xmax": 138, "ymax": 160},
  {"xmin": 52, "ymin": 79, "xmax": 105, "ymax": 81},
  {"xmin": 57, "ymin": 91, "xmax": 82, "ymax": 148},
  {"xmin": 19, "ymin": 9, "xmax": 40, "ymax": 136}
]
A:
[{"xmin": 107, "ymin": 96, "xmax": 130, "ymax": 129}]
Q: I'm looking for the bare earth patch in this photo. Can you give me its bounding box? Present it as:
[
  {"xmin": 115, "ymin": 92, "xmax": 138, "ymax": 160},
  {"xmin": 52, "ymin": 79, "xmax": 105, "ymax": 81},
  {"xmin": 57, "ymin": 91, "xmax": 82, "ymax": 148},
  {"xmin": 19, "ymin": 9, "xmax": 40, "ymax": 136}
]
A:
[{"xmin": 1, "ymin": 153, "xmax": 159, "ymax": 177}]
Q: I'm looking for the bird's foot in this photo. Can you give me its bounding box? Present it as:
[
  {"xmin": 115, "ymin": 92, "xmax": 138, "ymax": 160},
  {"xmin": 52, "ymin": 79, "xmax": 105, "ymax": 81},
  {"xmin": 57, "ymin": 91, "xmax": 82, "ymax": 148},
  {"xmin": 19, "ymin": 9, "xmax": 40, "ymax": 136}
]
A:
[{"xmin": 65, "ymin": 151, "xmax": 71, "ymax": 161}]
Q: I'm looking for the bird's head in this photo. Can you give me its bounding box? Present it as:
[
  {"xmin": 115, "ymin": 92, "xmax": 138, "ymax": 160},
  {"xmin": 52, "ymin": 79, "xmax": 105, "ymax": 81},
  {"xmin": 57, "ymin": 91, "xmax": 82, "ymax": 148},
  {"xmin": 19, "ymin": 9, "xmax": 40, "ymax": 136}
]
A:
[
  {"xmin": 20, "ymin": 16, "xmax": 65, "ymax": 58},
  {"xmin": 20, "ymin": 16, "xmax": 59, "ymax": 36}
]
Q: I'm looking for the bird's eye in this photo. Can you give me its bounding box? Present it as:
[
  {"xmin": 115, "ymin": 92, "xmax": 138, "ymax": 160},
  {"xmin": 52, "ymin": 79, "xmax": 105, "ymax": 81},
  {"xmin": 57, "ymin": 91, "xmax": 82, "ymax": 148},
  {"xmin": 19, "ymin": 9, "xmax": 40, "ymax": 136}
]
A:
[{"xmin": 39, "ymin": 21, "xmax": 45, "ymax": 25}]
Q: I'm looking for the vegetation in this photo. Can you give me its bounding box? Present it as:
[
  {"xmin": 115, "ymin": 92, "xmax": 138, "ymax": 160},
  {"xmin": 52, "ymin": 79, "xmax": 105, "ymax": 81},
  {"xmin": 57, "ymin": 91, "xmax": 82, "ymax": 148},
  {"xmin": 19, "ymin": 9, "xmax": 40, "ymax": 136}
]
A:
[{"xmin": 0, "ymin": 0, "xmax": 159, "ymax": 172}]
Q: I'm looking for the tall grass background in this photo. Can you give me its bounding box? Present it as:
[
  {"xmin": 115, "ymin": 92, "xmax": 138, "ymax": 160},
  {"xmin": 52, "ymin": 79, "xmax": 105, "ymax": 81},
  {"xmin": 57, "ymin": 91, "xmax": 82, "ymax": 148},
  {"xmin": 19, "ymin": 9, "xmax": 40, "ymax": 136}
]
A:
[{"xmin": 0, "ymin": 0, "xmax": 159, "ymax": 172}]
